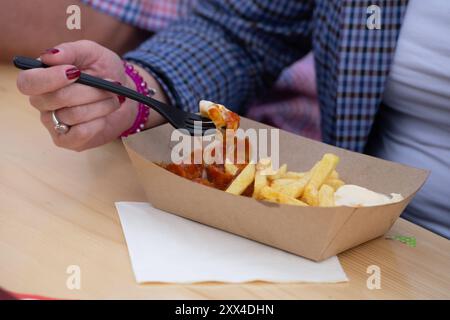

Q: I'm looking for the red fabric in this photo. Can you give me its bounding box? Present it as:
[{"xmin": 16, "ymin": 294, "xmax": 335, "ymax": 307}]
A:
[{"xmin": 0, "ymin": 287, "xmax": 57, "ymax": 300}]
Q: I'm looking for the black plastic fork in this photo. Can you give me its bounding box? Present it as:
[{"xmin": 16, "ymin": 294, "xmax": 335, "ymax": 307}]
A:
[{"xmin": 13, "ymin": 56, "xmax": 216, "ymax": 135}]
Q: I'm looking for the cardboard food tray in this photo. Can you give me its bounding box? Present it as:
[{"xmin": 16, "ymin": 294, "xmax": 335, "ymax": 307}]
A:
[{"xmin": 123, "ymin": 117, "xmax": 428, "ymax": 261}]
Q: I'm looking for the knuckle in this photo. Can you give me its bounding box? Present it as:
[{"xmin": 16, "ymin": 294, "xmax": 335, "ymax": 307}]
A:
[
  {"xmin": 75, "ymin": 125, "xmax": 91, "ymax": 142},
  {"xmin": 30, "ymin": 93, "xmax": 63, "ymax": 112},
  {"xmin": 29, "ymin": 95, "xmax": 38, "ymax": 107},
  {"xmin": 79, "ymin": 39, "xmax": 98, "ymax": 49},
  {"xmin": 51, "ymin": 135, "xmax": 64, "ymax": 148},
  {"xmin": 16, "ymin": 73, "xmax": 31, "ymax": 94},
  {"xmin": 53, "ymin": 86, "xmax": 70, "ymax": 106},
  {"xmin": 65, "ymin": 106, "xmax": 86, "ymax": 124},
  {"xmin": 52, "ymin": 133, "xmax": 81, "ymax": 151},
  {"xmin": 72, "ymin": 145, "xmax": 86, "ymax": 153},
  {"xmin": 40, "ymin": 112, "xmax": 50, "ymax": 126},
  {"xmin": 109, "ymin": 97, "xmax": 121, "ymax": 110},
  {"xmin": 29, "ymin": 96, "xmax": 46, "ymax": 110}
]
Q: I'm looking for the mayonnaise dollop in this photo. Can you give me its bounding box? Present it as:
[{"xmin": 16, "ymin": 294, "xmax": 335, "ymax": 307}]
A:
[{"xmin": 334, "ymin": 185, "xmax": 403, "ymax": 207}]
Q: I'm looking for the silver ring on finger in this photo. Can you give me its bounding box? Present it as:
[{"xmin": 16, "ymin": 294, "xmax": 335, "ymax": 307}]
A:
[{"xmin": 51, "ymin": 110, "xmax": 70, "ymax": 134}]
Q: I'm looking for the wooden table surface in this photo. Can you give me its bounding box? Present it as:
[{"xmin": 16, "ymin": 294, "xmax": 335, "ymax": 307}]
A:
[{"xmin": 1, "ymin": 65, "xmax": 449, "ymax": 300}]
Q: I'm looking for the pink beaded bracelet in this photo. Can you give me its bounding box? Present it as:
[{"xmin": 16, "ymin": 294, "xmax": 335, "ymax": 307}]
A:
[{"xmin": 120, "ymin": 61, "xmax": 156, "ymax": 137}]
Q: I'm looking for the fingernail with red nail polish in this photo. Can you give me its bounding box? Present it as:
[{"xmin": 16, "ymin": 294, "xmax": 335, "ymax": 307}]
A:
[
  {"xmin": 43, "ymin": 48, "xmax": 60, "ymax": 55},
  {"xmin": 113, "ymin": 81, "xmax": 126, "ymax": 104},
  {"xmin": 65, "ymin": 67, "xmax": 80, "ymax": 80},
  {"xmin": 117, "ymin": 95, "xmax": 126, "ymax": 104}
]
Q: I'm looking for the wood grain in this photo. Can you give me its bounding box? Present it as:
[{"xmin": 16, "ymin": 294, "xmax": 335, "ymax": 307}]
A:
[{"xmin": 0, "ymin": 65, "xmax": 449, "ymax": 299}]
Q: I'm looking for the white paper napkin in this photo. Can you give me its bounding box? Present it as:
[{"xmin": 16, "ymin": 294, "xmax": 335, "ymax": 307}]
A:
[{"xmin": 115, "ymin": 202, "xmax": 348, "ymax": 284}]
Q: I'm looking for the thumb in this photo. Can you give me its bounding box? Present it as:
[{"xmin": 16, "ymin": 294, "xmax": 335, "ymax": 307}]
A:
[{"xmin": 40, "ymin": 40, "xmax": 106, "ymax": 69}]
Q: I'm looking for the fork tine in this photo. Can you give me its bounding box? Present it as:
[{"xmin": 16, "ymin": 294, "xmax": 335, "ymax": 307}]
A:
[
  {"xmin": 184, "ymin": 119, "xmax": 217, "ymax": 129},
  {"xmin": 188, "ymin": 114, "xmax": 214, "ymax": 124},
  {"xmin": 201, "ymin": 129, "xmax": 216, "ymax": 136},
  {"xmin": 188, "ymin": 114, "xmax": 213, "ymax": 122},
  {"xmin": 184, "ymin": 126, "xmax": 215, "ymax": 136},
  {"xmin": 187, "ymin": 119, "xmax": 216, "ymax": 127},
  {"xmin": 184, "ymin": 123, "xmax": 217, "ymax": 132},
  {"xmin": 183, "ymin": 122, "xmax": 218, "ymax": 135}
]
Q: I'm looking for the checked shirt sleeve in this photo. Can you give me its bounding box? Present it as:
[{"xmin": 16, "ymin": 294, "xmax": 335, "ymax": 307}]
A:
[{"xmin": 124, "ymin": 0, "xmax": 314, "ymax": 113}]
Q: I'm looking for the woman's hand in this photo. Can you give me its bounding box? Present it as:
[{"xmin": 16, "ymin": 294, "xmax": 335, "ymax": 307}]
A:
[{"xmin": 16, "ymin": 40, "xmax": 167, "ymax": 151}]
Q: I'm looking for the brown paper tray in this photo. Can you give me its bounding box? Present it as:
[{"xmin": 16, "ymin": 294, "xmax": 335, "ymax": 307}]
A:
[{"xmin": 123, "ymin": 117, "xmax": 428, "ymax": 261}]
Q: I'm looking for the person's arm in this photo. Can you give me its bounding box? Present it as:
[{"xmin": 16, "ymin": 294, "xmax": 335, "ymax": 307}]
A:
[
  {"xmin": 124, "ymin": 0, "xmax": 314, "ymax": 113},
  {"xmin": 15, "ymin": 0, "xmax": 314, "ymax": 152}
]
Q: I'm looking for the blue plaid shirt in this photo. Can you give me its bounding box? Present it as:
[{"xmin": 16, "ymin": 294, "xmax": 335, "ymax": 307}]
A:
[{"xmin": 124, "ymin": 0, "xmax": 409, "ymax": 153}]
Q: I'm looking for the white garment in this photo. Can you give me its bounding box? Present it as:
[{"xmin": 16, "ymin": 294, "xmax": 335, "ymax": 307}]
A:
[{"xmin": 368, "ymin": 0, "xmax": 450, "ymax": 238}]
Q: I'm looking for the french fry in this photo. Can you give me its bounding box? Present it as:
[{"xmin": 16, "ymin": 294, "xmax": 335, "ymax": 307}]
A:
[
  {"xmin": 303, "ymin": 153, "xmax": 340, "ymax": 205},
  {"xmin": 226, "ymin": 163, "xmax": 256, "ymax": 195},
  {"xmin": 329, "ymin": 170, "xmax": 339, "ymax": 180},
  {"xmin": 252, "ymin": 158, "xmax": 272, "ymax": 199},
  {"xmin": 319, "ymin": 184, "xmax": 335, "ymax": 207},
  {"xmin": 252, "ymin": 170, "xmax": 268, "ymax": 199},
  {"xmin": 309, "ymin": 154, "xmax": 340, "ymax": 187},
  {"xmin": 167, "ymin": 101, "xmax": 351, "ymax": 208},
  {"xmin": 282, "ymin": 171, "xmax": 306, "ymax": 179},
  {"xmin": 280, "ymin": 194, "xmax": 309, "ymax": 207},
  {"xmin": 224, "ymin": 163, "xmax": 239, "ymax": 176},
  {"xmin": 260, "ymin": 186, "xmax": 308, "ymax": 206},
  {"xmin": 303, "ymin": 185, "xmax": 319, "ymax": 206},
  {"xmin": 271, "ymin": 178, "xmax": 298, "ymax": 188},
  {"xmin": 324, "ymin": 178, "xmax": 345, "ymax": 191},
  {"xmin": 275, "ymin": 174, "xmax": 311, "ymax": 198},
  {"xmin": 257, "ymin": 158, "xmax": 277, "ymax": 175},
  {"xmin": 267, "ymin": 164, "xmax": 287, "ymax": 180}
]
